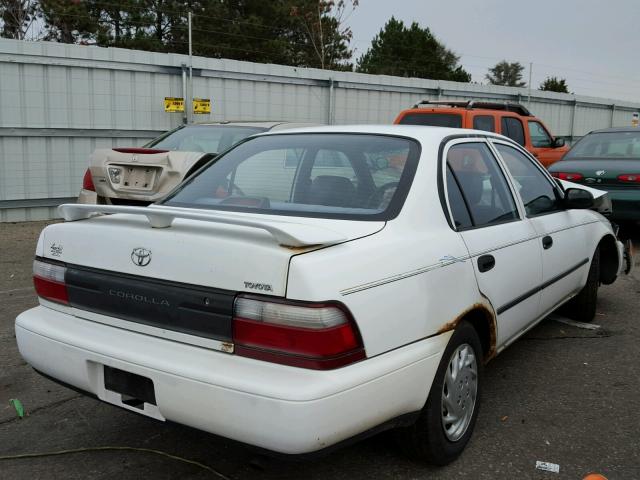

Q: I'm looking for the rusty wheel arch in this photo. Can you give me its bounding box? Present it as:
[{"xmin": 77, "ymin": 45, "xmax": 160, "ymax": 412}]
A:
[{"xmin": 438, "ymin": 303, "xmax": 497, "ymax": 363}]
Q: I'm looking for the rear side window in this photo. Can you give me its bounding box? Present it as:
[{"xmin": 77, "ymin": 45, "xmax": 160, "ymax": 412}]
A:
[
  {"xmin": 446, "ymin": 143, "xmax": 519, "ymax": 228},
  {"xmin": 445, "ymin": 166, "xmax": 473, "ymax": 229},
  {"xmin": 399, "ymin": 113, "xmax": 462, "ymax": 128},
  {"xmin": 473, "ymin": 115, "xmax": 495, "ymax": 132},
  {"xmin": 501, "ymin": 117, "xmax": 525, "ymax": 146}
]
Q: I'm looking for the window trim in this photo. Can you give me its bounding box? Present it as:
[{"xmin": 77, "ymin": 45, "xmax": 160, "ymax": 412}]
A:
[
  {"xmin": 488, "ymin": 139, "xmax": 566, "ymax": 218},
  {"xmin": 439, "ymin": 137, "xmax": 524, "ymax": 232}
]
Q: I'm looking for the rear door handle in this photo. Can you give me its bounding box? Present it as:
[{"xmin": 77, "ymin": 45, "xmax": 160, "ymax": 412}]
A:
[
  {"xmin": 542, "ymin": 235, "xmax": 553, "ymax": 250},
  {"xmin": 477, "ymin": 255, "xmax": 495, "ymax": 273}
]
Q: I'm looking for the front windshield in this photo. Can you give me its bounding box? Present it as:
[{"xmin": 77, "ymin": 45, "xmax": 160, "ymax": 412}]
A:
[
  {"xmin": 145, "ymin": 125, "xmax": 266, "ymax": 153},
  {"xmin": 161, "ymin": 133, "xmax": 421, "ymax": 221},
  {"xmin": 566, "ymin": 131, "xmax": 640, "ymax": 159}
]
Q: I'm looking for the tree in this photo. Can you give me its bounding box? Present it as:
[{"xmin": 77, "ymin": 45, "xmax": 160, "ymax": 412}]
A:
[
  {"xmin": 289, "ymin": 0, "xmax": 357, "ymax": 70},
  {"xmin": 486, "ymin": 61, "xmax": 526, "ymax": 87},
  {"xmin": 355, "ymin": 17, "xmax": 471, "ymax": 82},
  {"xmin": 39, "ymin": 0, "xmax": 98, "ymax": 43},
  {"xmin": 0, "ymin": 0, "xmax": 39, "ymax": 39},
  {"xmin": 11, "ymin": 0, "xmax": 358, "ymax": 69},
  {"xmin": 539, "ymin": 76, "xmax": 569, "ymax": 93}
]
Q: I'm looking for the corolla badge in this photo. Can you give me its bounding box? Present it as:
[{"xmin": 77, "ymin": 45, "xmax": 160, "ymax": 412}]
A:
[
  {"xmin": 595, "ymin": 170, "xmax": 606, "ymax": 176},
  {"xmin": 131, "ymin": 247, "xmax": 152, "ymax": 267}
]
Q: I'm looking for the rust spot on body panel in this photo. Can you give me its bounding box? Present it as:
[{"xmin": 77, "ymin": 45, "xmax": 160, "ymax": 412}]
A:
[{"xmin": 437, "ymin": 301, "xmax": 497, "ymax": 363}]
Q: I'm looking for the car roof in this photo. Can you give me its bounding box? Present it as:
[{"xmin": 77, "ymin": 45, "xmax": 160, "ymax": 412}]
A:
[
  {"xmin": 192, "ymin": 121, "xmax": 320, "ymax": 130},
  {"xmin": 588, "ymin": 126, "xmax": 640, "ymax": 134},
  {"xmin": 256, "ymin": 124, "xmax": 513, "ymax": 144}
]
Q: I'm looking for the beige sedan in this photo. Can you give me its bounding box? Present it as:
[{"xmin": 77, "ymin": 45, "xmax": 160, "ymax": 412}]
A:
[{"xmin": 78, "ymin": 121, "xmax": 317, "ymax": 206}]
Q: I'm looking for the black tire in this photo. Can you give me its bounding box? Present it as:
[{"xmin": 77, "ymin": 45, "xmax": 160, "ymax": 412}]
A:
[
  {"xmin": 393, "ymin": 321, "xmax": 483, "ymax": 465},
  {"xmin": 565, "ymin": 248, "xmax": 600, "ymax": 322}
]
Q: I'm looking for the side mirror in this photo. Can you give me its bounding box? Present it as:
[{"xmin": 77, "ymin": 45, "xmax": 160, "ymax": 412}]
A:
[
  {"xmin": 553, "ymin": 138, "xmax": 566, "ymax": 148},
  {"xmin": 564, "ymin": 188, "xmax": 594, "ymax": 209}
]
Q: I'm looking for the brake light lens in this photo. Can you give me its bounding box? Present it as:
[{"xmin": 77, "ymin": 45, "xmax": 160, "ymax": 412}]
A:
[
  {"xmin": 112, "ymin": 147, "xmax": 169, "ymax": 154},
  {"xmin": 233, "ymin": 295, "xmax": 365, "ymax": 370},
  {"xmin": 551, "ymin": 172, "xmax": 584, "ymax": 181},
  {"xmin": 82, "ymin": 168, "xmax": 95, "ymax": 191},
  {"xmin": 33, "ymin": 259, "xmax": 68, "ymax": 304},
  {"xmin": 617, "ymin": 174, "xmax": 640, "ymax": 183}
]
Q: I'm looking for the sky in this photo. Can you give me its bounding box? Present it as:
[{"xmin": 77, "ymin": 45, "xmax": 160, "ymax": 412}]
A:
[{"xmin": 347, "ymin": 0, "xmax": 640, "ymax": 103}]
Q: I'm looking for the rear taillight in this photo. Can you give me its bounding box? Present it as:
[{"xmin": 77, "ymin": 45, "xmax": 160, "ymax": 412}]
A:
[
  {"xmin": 82, "ymin": 168, "xmax": 95, "ymax": 191},
  {"xmin": 233, "ymin": 295, "xmax": 365, "ymax": 370},
  {"xmin": 33, "ymin": 259, "xmax": 68, "ymax": 304},
  {"xmin": 551, "ymin": 172, "xmax": 584, "ymax": 181},
  {"xmin": 617, "ymin": 174, "xmax": 640, "ymax": 183},
  {"xmin": 112, "ymin": 147, "xmax": 169, "ymax": 154}
]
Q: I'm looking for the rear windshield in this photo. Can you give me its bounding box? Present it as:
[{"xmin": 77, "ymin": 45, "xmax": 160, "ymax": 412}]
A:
[
  {"xmin": 161, "ymin": 133, "xmax": 421, "ymax": 221},
  {"xmin": 145, "ymin": 125, "xmax": 265, "ymax": 153},
  {"xmin": 566, "ymin": 131, "xmax": 640, "ymax": 159},
  {"xmin": 398, "ymin": 113, "xmax": 462, "ymax": 128}
]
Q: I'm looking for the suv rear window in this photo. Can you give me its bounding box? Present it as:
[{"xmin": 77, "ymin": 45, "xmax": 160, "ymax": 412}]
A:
[
  {"xmin": 162, "ymin": 133, "xmax": 421, "ymax": 221},
  {"xmin": 398, "ymin": 113, "xmax": 462, "ymax": 128}
]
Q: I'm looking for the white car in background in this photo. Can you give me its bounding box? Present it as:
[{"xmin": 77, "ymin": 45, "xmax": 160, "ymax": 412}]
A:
[
  {"xmin": 17, "ymin": 125, "xmax": 625, "ymax": 464},
  {"xmin": 79, "ymin": 121, "xmax": 316, "ymax": 206}
]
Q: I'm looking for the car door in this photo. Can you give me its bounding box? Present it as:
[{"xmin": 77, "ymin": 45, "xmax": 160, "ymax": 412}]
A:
[
  {"xmin": 443, "ymin": 140, "xmax": 542, "ymax": 347},
  {"xmin": 526, "ymin": 120, "xmax": 564, "ymax": 167},
  {"xmin": 490, "ymin": 141, "xmax": 591, "ymax": 316},
  {"xmin": 500, "ymin": 116, "xmax": 526, "ymax": 148}
]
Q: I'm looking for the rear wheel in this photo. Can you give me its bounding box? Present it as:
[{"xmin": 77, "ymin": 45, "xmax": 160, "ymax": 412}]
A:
[
  {"xmin": 564, "ymin": 248, "xmax": 600, "ymax": 323},
  {"xmin": 394, "ymin": 321, "xmax": 483, "ymax": 465}
]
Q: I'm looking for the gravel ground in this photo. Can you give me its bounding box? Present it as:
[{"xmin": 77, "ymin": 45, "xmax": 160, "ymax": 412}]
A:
[{"xmin": 1, "ymin": 220, "xmax": 639, "ymax": 480}]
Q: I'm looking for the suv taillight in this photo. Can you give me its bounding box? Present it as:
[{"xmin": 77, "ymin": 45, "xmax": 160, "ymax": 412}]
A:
[
  {"xmin": 82, "ymin": 168, "xmax": 95, "ymax": 192},
  {"xmin": 233, "ymin": 295, "xmax": 366, "ymax": 370},
  {"xmin": 33, "ymin": 259, "xmax": 68, "ymax": 304}
]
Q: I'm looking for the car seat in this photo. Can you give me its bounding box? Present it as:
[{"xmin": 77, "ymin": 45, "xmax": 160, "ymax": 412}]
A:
[
  {"xmin": 455, "ymin": 171, "xmax": 503, "ymax": 225},
  {"xmin": 306, "ymin": 175, "xmax": 356, "ymax": 207}
]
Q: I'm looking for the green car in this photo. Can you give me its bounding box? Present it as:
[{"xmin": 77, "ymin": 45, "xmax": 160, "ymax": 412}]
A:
[{"xmin": 549, "ymin": 127, "xmax": 640, "ymax": 224}]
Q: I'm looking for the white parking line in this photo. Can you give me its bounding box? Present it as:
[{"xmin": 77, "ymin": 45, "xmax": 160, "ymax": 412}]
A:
[{"xmin": 550, "ymin": 315, "xmax": 601, "ymax": 331}]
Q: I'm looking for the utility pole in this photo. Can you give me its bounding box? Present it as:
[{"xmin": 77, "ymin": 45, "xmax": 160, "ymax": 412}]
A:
[
  {"xmin": 188, "ymin": 11, "xmax": 193, "ymax": 124},
  {"xmin": 527, "ymin": 62, "xmax": 533, "ymax": 107}
]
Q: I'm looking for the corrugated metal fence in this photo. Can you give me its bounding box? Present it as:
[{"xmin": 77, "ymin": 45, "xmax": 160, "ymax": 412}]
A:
[{"xmin": 1, "ymin": 38, "xmax": 639, "ymax": 222}]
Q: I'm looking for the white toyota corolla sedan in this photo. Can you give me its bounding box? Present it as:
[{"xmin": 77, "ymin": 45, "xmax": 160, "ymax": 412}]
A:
[{"xmin": 15, "ymin": 125, "xmax": 626, "ymax": 465}]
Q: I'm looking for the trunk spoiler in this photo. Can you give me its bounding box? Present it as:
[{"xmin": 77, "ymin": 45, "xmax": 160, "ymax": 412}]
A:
[{"xmin": 58, "ymin": 204, "xmax": 347, "ymax": 248}]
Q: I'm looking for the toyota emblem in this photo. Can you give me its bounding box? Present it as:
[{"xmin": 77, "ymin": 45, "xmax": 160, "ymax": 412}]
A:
[
  {"xmin": 131, "ymin": 247, "xmax": 152, "ymax": 267},
  {"xmin": 595, "ymin": 170, "xmax": 606, "ymax": 176}
]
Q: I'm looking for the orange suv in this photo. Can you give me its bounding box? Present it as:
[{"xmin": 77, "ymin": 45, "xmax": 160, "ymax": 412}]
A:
[{"xmin": 394, "ymin": 100, "xmax": 569, "ymax": 167}]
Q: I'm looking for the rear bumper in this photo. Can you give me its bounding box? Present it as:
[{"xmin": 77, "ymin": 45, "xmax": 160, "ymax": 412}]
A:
[
  {"xmin": 605, "ymin": 190, "xmax": 640, "ymax": 221},
  {"xmin": 15, "ymin": 306, "xmax": 449, "ymax": 454}
]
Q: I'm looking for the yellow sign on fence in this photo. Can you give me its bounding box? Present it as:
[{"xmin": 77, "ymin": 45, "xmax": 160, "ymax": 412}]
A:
[
  {"xmin": 164, "ymin": 97, "xmax": 185, "ymax": 112},
  {"xmin": 193, "ymin": 98, "xmax": 211, "ymax": 114}
]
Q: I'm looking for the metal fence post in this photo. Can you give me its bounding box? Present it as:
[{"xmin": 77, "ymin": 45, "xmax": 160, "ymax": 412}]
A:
[
  {"xmin": 328, "ymin": 78, "xmax": 335, "ymax": 125},
  {"xmin": 610, "ymin": 104, "xmax": 616, "ymax": 127},
  {"xmin": 570, "ymin": 99, "xmax": 577, "ymax": 143}
]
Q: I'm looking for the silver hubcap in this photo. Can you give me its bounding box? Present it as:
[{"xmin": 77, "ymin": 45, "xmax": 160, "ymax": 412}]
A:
[{"xmin": 441, "ymin": 343, "xmax": 478, "ymax": 442}]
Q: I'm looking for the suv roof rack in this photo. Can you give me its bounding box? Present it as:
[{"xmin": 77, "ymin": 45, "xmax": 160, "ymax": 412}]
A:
[{"xmin": 412, "ymin": 100, "xmax": 532, "ymax": 116}]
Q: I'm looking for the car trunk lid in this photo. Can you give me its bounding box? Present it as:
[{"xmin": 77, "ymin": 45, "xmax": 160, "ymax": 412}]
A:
[
  {"xmin": 38, "ymin": 208, "xmax": 384, "ymax": 345},
  {"xmin": 554, "ymin": 158, "xmax": 640, "ymax": 188},
  {"xmin": 90, "ymin": 148, "xmax": 206, "ymax": 202}
]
